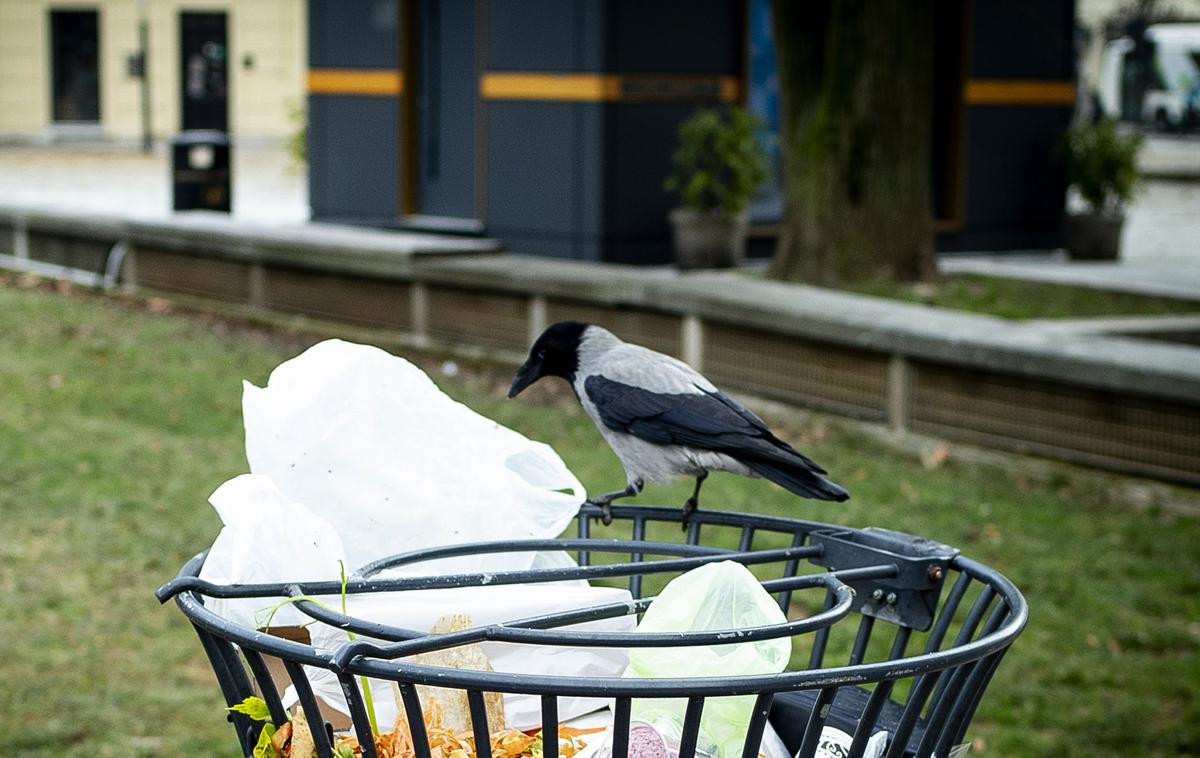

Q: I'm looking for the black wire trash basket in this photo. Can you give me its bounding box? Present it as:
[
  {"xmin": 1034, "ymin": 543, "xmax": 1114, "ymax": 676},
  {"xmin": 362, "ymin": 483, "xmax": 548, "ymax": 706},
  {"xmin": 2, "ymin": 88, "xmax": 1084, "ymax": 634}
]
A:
[{"xmin": 157, "ymin": 504, "xmax": 1027, "ymax": 758}]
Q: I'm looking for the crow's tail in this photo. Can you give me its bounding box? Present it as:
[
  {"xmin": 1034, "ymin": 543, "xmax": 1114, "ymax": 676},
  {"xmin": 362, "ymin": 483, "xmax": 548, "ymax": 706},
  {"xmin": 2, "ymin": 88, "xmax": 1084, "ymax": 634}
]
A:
[{"xmin": 741, "ymin": 457, "xmax": 850, "ymax": 502}]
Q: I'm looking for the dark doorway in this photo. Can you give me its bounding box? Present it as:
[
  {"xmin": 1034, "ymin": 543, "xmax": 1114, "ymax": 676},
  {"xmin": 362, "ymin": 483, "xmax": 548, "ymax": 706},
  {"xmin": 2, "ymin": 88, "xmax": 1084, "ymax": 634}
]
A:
[
  {"xmin": 51, "ymin": 10, "xmax": 100, "ymax": 123},
  {"xmin": 931, "ymin": 0, "xmax": 968, "ymax": 226},
  {"xmin": 414, "ymin": 0, "xmax": 478, "ymax": 225},
  {"xmin": 180, "ymin": 12, "xmax": 229, "ymax": 131}
]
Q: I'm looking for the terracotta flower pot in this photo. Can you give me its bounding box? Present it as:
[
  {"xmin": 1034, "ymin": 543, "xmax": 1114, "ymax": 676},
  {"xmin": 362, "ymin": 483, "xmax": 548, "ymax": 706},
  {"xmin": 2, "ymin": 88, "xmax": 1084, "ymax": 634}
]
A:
[
  {"xmin": 668, "ymin": 207, "xmax": 749, "ymax": 270},
  {"xmin": 1063, "ymin": 211, "xmax": 1125, "ymax": 261}
]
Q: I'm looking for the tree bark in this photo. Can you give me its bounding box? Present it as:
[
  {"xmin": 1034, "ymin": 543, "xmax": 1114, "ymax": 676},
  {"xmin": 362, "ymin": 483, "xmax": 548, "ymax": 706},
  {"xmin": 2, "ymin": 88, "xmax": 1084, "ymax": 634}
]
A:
[{"xmin": 768, "ymin": 0, "xmax": 936, "ymax": 285}]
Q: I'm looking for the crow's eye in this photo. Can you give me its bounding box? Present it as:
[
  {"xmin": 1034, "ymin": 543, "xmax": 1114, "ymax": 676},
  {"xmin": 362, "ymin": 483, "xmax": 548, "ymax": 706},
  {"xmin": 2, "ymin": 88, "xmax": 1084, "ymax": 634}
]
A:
[{"xmin": 537, "ymin": 349, "xmax": 545, "ymax": 359}]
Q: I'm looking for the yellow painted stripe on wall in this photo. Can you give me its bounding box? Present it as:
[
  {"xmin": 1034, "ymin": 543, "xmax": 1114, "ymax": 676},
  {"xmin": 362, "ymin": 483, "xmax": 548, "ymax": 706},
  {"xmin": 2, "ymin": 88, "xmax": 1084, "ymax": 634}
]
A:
[
  {"xmin": 965, "ymin": 80, "xmax": 1076, "ymax": 106},
  {"xmin": 308, "ymin": 69, "xmax": 404, "ymax": 96},
  {"xmin": 480, "ymin": 72, "xmax": 741, "ymax": 102}
]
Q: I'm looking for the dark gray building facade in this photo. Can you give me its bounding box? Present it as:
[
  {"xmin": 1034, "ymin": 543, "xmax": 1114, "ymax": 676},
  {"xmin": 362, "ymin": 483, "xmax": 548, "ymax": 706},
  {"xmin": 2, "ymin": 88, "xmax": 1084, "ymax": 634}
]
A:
[{"xmin": 307, "ymin": 1, "xmax": 1077, "ymax": 262}]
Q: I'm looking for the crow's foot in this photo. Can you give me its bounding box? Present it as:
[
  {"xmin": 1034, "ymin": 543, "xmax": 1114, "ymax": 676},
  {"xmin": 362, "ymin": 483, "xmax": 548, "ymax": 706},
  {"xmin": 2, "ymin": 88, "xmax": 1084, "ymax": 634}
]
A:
[
  {"xmin": 681, "ymin": 472, "xmax": 707, "ymax": 530},
  {"xmin": 586, "ymin": 479, "xmax": 643, "ymax": 526}
]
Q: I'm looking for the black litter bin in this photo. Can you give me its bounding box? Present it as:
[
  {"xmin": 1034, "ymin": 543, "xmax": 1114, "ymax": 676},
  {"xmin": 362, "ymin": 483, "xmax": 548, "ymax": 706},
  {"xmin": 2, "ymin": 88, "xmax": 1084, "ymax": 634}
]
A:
[
  {"xmin": 171, "ymin": 130, "xmax": 231, "ymax": 212},
  {"xmin": 157, "ymin": 505, "xmax": 1028, "ymax": 758}
]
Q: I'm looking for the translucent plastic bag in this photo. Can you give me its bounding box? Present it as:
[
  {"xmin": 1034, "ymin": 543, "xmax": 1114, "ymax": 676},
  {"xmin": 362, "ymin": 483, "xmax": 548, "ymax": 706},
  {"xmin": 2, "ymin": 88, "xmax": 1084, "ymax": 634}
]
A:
[{"xmin": 626, "ymin": 561, "xmax": 790, "ymax": 758}]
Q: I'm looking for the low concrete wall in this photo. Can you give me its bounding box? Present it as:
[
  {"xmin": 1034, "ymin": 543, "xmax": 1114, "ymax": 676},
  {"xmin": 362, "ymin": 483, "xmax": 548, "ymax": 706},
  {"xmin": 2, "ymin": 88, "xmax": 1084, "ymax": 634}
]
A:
[{"xmin": 3, "ymin": 203, "xmax": 1198, "ymax": 486}]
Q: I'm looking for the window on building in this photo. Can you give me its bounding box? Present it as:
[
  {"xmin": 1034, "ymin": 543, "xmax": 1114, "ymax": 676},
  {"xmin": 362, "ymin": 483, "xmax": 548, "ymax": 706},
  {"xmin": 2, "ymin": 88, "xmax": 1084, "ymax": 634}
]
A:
[{"xmin": 51, "ymin": 10, "xmax": 101, "ymax": 123}]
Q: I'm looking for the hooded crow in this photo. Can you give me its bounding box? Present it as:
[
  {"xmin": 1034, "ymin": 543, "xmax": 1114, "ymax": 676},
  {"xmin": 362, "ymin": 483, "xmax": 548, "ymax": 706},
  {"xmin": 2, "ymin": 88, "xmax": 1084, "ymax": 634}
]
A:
[{"xmin": 508, "ymin": 321, "xmax": 849, "ymax": 524}]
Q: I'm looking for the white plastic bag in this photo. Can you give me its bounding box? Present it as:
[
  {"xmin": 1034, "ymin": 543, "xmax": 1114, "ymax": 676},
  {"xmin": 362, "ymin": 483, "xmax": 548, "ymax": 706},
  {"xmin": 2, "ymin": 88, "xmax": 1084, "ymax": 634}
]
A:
[
  {"xmin": 198, "ymin": 474, "xmax": 346, "ymax": 628},
  {"xmin": 286, "ymin": 581, "xmax": 636, "ymax": 730},
  {"xmin": 241, "ymin": 338, "xmax": 585, "ymax": 574},
  {"xmin": 625, "ymin": 561, "xmax": 791, "ymax": 758}
]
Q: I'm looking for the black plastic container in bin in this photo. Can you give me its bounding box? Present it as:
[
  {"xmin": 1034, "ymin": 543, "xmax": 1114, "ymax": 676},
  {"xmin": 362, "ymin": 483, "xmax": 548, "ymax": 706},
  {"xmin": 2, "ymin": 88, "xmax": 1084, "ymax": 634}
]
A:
[
  {"xmin": 157, "ymin": 504, "xmax": 1027, "ymax": 758},
  {"xmin": 172, "ymin": 130, "xmax": 231, "ymax": 212}
]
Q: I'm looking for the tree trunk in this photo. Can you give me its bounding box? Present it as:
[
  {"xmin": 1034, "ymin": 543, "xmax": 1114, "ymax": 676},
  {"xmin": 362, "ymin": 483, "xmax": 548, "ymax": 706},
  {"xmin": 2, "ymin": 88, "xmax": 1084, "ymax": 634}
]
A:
[{"xmin": 768, "ymin": 0, "xmax": 936, "ymax": 285}]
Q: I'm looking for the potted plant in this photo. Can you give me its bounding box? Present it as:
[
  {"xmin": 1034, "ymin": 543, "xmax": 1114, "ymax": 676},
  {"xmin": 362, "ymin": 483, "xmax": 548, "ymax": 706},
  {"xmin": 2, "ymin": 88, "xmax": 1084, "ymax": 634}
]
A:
[
  {"xmin": 1060, "ymin": 119, "xmax": 1142, "ymax": 261},
  {"xmin": 664, "ymin": 106, "xmax": 769, "ymax": 269}
]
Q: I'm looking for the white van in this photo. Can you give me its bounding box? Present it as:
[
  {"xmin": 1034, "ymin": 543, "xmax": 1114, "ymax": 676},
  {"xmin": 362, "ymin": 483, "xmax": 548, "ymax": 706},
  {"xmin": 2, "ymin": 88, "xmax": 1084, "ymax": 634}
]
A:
[{"xmin": 1098, "ymin": 23, "xmax": 1200, "ymax": 130}]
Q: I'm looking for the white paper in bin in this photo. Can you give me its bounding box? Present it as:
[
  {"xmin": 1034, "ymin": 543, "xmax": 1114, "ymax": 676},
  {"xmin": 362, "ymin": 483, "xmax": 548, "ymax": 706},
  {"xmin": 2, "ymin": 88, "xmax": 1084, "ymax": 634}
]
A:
[{"xmin": 283, "ymin": 580, "xmax": 636, "ymax": 730}]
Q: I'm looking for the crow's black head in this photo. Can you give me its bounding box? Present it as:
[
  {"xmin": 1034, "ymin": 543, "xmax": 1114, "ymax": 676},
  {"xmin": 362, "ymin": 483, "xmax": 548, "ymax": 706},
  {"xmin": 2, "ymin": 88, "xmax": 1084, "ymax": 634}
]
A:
[{"xmin": 508, "ymin": 321, "xmax": 589, "ymax": 397}]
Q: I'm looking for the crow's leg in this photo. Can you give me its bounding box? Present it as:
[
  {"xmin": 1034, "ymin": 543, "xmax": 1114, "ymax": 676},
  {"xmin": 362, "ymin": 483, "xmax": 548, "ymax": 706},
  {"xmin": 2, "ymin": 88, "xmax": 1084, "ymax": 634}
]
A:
[
  {"xmin": 681, "ymin": 472, "xmax": 708, "ymax": 527},
  {"xmin": 586, "ymin": 479, "xmax": 643, "ymax": 525}
]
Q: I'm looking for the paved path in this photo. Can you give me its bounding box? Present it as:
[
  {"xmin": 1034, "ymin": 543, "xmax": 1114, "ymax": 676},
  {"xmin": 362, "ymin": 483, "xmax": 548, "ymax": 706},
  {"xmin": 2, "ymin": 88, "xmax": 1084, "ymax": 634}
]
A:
[
  {"xmin": 0, "ymin": 142, "xmax": 307, "ymax": 224},
  {"xmin": 942, "ymin": 177, "xmax": 1200, "ymax": 301}
]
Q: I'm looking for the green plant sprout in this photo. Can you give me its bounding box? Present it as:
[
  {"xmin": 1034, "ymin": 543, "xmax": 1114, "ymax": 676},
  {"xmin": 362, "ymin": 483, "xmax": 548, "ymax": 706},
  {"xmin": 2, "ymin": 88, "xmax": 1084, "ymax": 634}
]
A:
[{"xmin": 253, "ymin": 560, "xmax": 380, "ymax": 738}]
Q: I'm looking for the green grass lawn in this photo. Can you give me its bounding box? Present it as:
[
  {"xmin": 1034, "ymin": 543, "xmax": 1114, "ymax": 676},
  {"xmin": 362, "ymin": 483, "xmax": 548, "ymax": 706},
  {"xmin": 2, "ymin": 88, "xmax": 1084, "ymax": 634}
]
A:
[
  {"xmin": 1, "ymin": 276, "xmax": 1198, "ymax": 757},
  {"xmin": 847, "ymin": 274, "xmax": 1200, "ymax": 320}
]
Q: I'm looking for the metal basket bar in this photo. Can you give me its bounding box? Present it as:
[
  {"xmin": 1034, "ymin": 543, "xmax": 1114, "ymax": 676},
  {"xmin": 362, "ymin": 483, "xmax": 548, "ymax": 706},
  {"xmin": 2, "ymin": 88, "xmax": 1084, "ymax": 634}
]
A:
[
  {"xmin": 930, "ymin": 605, "xmax": 1012, "ymax": 758},
  {"xmin": 158, "ymin": 542, "xmax": 822, "ymax": 602},
  {"xmin": 630, "ymin": 517, "xmax": 648, "ymax": 598},
  {"xmin": 612, "ymin": 697, "xmax": 632, "ymax": 758},
  {"xmin": 242, "ymin": 647, "xmax": 289, "ymax": 726},
  {"xmin": 397, "ymin": 682, "xmax": 433, "ymax": 758},
  {"xmin": 576, "ymin": 516, "xmax": 591, "ymax": 566},
  {"xmin": 194, "ymin": 625, "xmax": 257, "ymax": 755},
  {"xmin": 883, "ymin": 572, "xmax": 973, "ymax": 758},
  {"xmin": 468, "ymin": 690, "xmax": 494, "ymax": 758},
  {"xmin": 938, "ymin": 648, "xmax": 1004, "ymax": 757},
  {"xmin": 339, "ymin": 673, "xmax": 379, "ymax": 758},
  {"xmin": 169, "ymin": 559, "xmax": 1024, "ymax": 699},
  {"xmin": 355, "ymin": 538, "xmax": 732, "ymax": 578},
  {"xmin": 738, "ymin": 525, "xmax": 756, "ymax": 552},
  {"xmin": 776, "ymin": 532, "xmax": 808, "ymax": 611},
  {"xmin": 915, "ymin": 603, "xmax": 1010, "ymax": 758},
  {"xmin": 796, "ymin": 686, "xmax": 839, "ymax": 758},
  {"xmin": 807, "ymin": 588, "xmax": 837, "ymax": 669},
  {"xmin": 848, "ymin": 627, "xmax": 913, "ymax": 756},
  {"xmin": 686, "ymin": 519, "xmax": 703, "ymax": 546},
  {"xmin": 678, "ymin": 696, "xmax": 706, "ymax": 758},
  {"xmin": 329, "ymin": 570, "xmax": 862, "ymax": 670},
  {"xmin": 338, "ymin": 614, "xmax": 1024, "ymax": 698},
  {"xmin": 308, "ymin": 566, "xmax": 896, "ymax": 663},
  {"xmin": 946, "ymin": 647, "xmax": 1009, "ymax": 750},
  {"xmin": 926, "ymin": 586, "xmax": 996, "ymax": 715},
  {"xmin": 166, "ymin": 527, "xmax": 1032, "ymax": 690},
  {"xmin": 848, "ymin": 615, "xmax": 877, "ymax": 666},
  {"xmin": 284, "ymin": 659, "xmax": 335, "ymax": 758},
  {"xmin": 741, "ymin": 692, "xmax": 775, "ymax": 758},
  {"xmin": 542, "ymin": 696, "xmax": 559, "ymax": 758},
  {"xmin": 580, "ymin": 503, "xmax": 827, "ymax": 535}
]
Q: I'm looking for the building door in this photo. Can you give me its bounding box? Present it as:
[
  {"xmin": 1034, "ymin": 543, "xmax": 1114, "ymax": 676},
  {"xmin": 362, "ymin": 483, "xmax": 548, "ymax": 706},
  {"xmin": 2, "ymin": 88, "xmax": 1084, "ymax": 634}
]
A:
[
  {"xmin": 415, "ymin": 0, "xmax": 478, "ymax": 226},
  {"xmin": 50, "ymin": 10, "xmax": 100, "ymax": 123},
  {"xmin": 180, "ymin": 12, "xmax": 229, "ymax": 131}
]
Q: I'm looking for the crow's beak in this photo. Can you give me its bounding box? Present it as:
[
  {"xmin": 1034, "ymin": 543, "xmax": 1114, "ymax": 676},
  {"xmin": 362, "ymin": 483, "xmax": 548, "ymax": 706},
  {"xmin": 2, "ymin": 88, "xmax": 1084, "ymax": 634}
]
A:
[{"xmin": 507, "ymin": 358, "xmax": 541, "ymax": 398}]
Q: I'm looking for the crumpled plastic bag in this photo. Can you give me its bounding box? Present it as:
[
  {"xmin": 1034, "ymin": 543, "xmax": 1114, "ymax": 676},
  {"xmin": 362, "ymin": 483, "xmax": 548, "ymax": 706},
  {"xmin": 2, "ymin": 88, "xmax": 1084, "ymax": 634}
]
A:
[
  {"xmin": 241, "ymin": 338, "xmax": 585, "ymax": 574},
  {"xmin": 198, "ymin": 473, "xmax": 346, "ymax": 628},
  {"xmin": 625, "ymin": 561, "xmax": 791, "ymax": 758}
]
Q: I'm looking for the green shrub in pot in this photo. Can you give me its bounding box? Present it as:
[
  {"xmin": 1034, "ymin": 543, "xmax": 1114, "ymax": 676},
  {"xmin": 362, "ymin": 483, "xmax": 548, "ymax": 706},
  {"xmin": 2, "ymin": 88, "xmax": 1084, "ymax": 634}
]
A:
[
  {"xmin": 664, "ymin": 106, "xmax": 769, "ymax": 269},
  {"xmin": 1059, "ymin": 119, "xmax": 1142, "ymax": 260}
]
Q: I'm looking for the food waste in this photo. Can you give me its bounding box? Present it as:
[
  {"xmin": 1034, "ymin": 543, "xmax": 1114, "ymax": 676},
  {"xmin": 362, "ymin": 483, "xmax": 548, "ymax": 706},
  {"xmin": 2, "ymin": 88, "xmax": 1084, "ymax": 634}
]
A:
[{"xmin": 232, "ymin": 696, "xmax": 599, "ymax": 758}]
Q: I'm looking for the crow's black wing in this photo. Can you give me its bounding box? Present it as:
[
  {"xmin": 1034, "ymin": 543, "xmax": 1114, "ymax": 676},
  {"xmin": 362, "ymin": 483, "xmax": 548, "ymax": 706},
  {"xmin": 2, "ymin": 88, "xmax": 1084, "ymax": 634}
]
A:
[
  {"xmin": 584, "ymin": 375, "xmax": 846, "ymax": 501},
  {"xmin": 583, "ymin": 375, "xmax": 826, "ymax": 473}
]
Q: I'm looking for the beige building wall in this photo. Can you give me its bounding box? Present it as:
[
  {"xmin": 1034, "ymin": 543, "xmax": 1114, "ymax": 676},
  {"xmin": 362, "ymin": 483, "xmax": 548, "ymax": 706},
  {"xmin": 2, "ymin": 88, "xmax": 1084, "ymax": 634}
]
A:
[{"xmin": 0, "ymin": 0, "xmax": 305, "ymax": 140}]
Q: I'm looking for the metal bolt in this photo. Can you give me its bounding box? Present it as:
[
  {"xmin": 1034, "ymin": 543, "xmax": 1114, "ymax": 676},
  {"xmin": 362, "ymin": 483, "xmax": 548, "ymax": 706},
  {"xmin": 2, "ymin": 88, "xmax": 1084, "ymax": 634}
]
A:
[
  {"xmin": 871, "ymin": 589, "xmax": 884, "ymax": 601},
  {"xmin": 885, "ymin": 592, "xmax": 898, "ymax": 605},
  {"xmin": 927, "ymin": 565, "xmax": 945, "ymax": 582}
]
